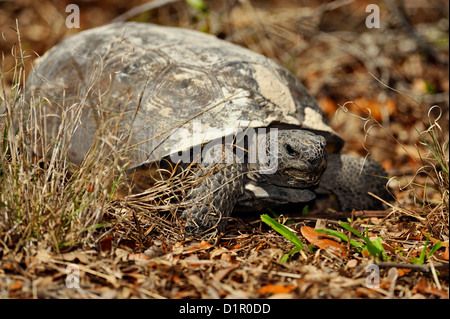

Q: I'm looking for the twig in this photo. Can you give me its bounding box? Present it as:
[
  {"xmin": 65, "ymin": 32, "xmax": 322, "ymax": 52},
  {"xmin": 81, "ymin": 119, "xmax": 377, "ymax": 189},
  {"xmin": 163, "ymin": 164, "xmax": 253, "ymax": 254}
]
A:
[
  {"xmin": 295, "ymin": 209, "xmax": 392, "ymax": 220},
  {"xmin": 374, "ymin": 262, "xmax": 449, "ymax": 272}
]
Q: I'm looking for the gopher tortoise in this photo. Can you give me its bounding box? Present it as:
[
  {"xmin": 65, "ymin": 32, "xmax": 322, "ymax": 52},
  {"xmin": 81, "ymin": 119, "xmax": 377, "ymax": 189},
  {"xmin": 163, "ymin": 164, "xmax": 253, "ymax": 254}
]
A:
[{"xmin": 26, "ymin": 22, "xmax": 388, "ymax": 237}]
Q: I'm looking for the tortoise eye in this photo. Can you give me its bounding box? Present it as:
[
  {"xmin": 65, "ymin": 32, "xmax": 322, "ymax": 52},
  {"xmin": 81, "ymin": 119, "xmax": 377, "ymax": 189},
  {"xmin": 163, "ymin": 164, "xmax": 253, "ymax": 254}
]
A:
[{"xmin": 285, "ymin": 144, "xmax": 297, "ymax": 157}]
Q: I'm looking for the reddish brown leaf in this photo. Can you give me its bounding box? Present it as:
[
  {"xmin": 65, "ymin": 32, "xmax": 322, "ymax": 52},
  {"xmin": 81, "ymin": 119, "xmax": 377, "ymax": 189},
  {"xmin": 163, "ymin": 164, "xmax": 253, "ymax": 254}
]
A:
[
  {"xmin": 318, "ymin": 96, "xmax": 338, "ymax": 115},
  {"xmin": 443, "ymin": 246, "xmax": 449, "ymax": 261},
  {"xmin": 9, "ymin": 280, "xmax": 23, "ymax": 292},
  {"xmin": 397, "ymin": 268, "xmax": 412, "ymax": 277},
  {"xmin": 258, "ymin": 284, "xmax": 296, "ymax": 295},
  {"xmin": 87, "ymin": 182, "xmax": 95, "ymax": 193},
  {"xmin": 300, "ymin": 226, "xmax": 346, "ymax": 257},
  {"xmin": 350, "ymin": 97, "xmax": 397, "ymax": 121},
  {"xmin": 414, "ymin": 277, "xmax": 449, "ymax": 299},
  {"xmin": 184, "ymin": 240, "xmax": 213, "ymax": 253},
  {"xmin": 100, "ymin": 235, "xmax": 113, "ymax": 252},
  {"xmin": 355, "ymin": 287, "xmax": 380, "ymax": 298}
]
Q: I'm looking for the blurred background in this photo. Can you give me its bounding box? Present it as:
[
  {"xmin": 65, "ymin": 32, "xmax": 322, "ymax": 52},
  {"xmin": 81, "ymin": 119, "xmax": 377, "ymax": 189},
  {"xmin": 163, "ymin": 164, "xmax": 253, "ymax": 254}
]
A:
[{"xmin": 0, "ymin": 0, "xmax": 448, "ymax": 202}]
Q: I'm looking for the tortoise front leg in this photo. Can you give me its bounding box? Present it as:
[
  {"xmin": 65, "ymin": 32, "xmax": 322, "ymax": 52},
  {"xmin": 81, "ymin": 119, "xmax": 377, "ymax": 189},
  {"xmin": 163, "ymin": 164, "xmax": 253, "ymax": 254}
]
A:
[{"xmin": 181, "ymin": 163, "xmax": 245, "ymax": 238}]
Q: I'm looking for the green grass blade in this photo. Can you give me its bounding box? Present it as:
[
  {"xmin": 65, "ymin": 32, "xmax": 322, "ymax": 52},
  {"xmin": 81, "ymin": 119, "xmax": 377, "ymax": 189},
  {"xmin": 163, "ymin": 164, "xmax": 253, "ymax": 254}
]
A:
[
  {"xmin": 338, "ymin": 221, "xmax": 365, "ymax": 239},
  {"xmin": 261, "ymin": 214, "xmax": 303, "ymax": 249},
  {"xmin": 281, "ymin": 247, "xmax": 303, "ymax": 263},
  {"xmin": 415, "ymin": 127, "xmax": 449, "ymax": 175},
  {"xmin": 338, "ymin": 222, "xmax": 385, "ymax": 259},
  {"xmin": 314, "ymin": 228, "xmax": 364, "ymax": 248},
  {"xmin": 301, "ymin": 205, "xmax": 309, "ymax": 216},
  {"xmin": 427, "ymin": 242, "xmax": 442, "ymax": 259},
  {"xmin": 370, "ymin": 237, "xmax": 387, "ymax": 261},
  {"xmin": 415, "ymin": 235, "xmax": 430, "ymax": 265}
]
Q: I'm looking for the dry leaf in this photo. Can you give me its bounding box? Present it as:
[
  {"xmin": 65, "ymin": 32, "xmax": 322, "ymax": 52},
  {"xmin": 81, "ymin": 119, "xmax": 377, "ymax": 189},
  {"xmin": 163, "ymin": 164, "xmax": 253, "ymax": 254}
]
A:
[
  {"xmin": 214, "ymin": 266, "xmax": 238, "ymax": 282},
  {"xmin": 397, "ymin": 268, "xmax": 412, "ymax": 277},
  {"xmin": 183, "ymin": 240, "xmax": 213, "ymax": 254},
  {"xmin": 210, "ymin": 247, "xmax": 230, "ymax": 259},
  {"xmin": 258, "ymin": 284, "xmax": 297, "ymax": 295},
  {"xmin": 318, "ymin": 96, "xmax": 338, "ymax": 115},
  {"xmin": 355, "ymin": 287, "xmax": 380, "ymax": 298},
  {"xmin": 143, "ymin": 246, "xmax": 164, "ymax": 258},
  {"xmin": 100, "ymin": 235, "xmax": 113, "ymax": 252},
  {"xmin": 128, "ymin": 253, "xmax": 150, "ymax": 261},
  {"xmin": 351, "ymin": 97, "xmax": 397, "ymax": 121},
  {"xmin": 87, "ymin": 182, "xmax": 95, "ymax": 193},
  {"xmin": 443, "ymin": 246, "xmax": 449, "ymax": 261},
  {"xmin": 346, "ymin": 259, "xmax": 358, "ymax": 268},
  {"xmin": 414, "ymin": 277, "xmax": 449, "ymax": 299},
  {"xmin": 9, "ymin": 280, "xmax": 23, "ymax": 292},
  {"xmin": 57, "ymin": 250, "xmax": 93, "ymax": 264},
  {"xmin": 300, "ymin": 226, "xmax": 346, "ymax": 257}
]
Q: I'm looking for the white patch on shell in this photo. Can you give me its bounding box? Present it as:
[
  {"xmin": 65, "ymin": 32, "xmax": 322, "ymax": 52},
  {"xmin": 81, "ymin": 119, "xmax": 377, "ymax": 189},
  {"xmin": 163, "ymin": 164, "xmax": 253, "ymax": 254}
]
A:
[
  {"xmin": 144, "ymin": 102, "xmax": 158, "ymax": 112},
  {"xmin": 159, "ymin": 107, "xmax": 172, "ymax": 117},
  {"xmin": 253, "ymin": 64, "xmax": 296, "ymax": 115},
  {"xmin": 283, "ymin": 115, "xmax": 301, "ymax": 125},
  {"xmin": 264, "ymin": 114, "xmax": 300, "ymax": 126},
  {"xmin": 304, "ymin": 107, "xmax": 334, "ymax": 134},
  {"xmin": 237, "ymin": 120, "xmax": 265, "ymax": 128}
]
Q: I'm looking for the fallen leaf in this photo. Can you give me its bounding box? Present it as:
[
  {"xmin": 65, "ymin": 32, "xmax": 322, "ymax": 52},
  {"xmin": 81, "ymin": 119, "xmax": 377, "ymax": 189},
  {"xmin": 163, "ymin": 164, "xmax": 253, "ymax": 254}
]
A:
[
  {"xmin": 397, "ymin": 268, "xmax": 412, "ymax": 277},
  {"xmin": 181, "ymin": 254, "xmax": 214, "ymax": 267},
  {"xmin": 381, "ymin": 242, "xmax": 397, "ymax": 254},
  {"xmin": 443, "ymin": 246, "xmax": 449, "ymax": 261},
  {"xmin": 381, "ymin": 159, "xmax": 393, "ymax": 171},
  {"xmin": 355, "ymin": 287, "xmax": 380, "ymax": 298},
  {"xmin": 318, "ymin": 96, "xmax": 338, "ymax": 115},
  {"xmin": 128, "ymin": 253, "xmax": 150, "ymax": 261},
  {"xmin": 9, "ymin": 280, "xmax": 23, "ymax": 292},
  {"xmin": 351, "ymin": 97, "xmax": 397, "ymax": 121},
  {"xmin": 183, "ymin": 240, "xmax": 213, "ymax": 254},
  {"xmin": 87, "ymin": 182, "xmax": 95, "ymax": 193},
  {"xmin": 232, "ymin": 243, "xmax": 243, "ymax": 250},
  {"xmin": 300, "ymin": 226, "xmax": 346, "ymax": 257},
  {"xmin": 57, "ymin": 250, "xmax": 93, "ymax": 264},
  {"xmin": 362, "ymin": 249, "xmax": 371, "ymax": 258},
  {"xmin": 100, "ymin": 235, "xmax": 113, "ymax": 252},
  {"xmin": 258, "ymin": 284, "xmax": 297, "ymax": 295},
  {"xmin": 414, "ymin": 277, "xmax": 449, "ymax": 299},
  {"xmin": 214, "ymin": 266, "xmax": 239, "ymax": 282},
  {"xmin": 346, "ymin": 259, "xmax": 358, "ymax": 268},
  {"xmin": 210, "ymin": 247, "xmax": 230, "ymax": 259},
  {"xmin": 143, "ymin": 246, "xmax": 164, "ymax": 258}
]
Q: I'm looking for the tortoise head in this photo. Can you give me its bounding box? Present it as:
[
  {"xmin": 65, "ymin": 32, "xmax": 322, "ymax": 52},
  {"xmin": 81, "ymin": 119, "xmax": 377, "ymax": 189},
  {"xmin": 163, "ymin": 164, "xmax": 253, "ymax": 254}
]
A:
[{"xmin": 250, "ymin": 129, "xmax": 327, "ymax": 188}]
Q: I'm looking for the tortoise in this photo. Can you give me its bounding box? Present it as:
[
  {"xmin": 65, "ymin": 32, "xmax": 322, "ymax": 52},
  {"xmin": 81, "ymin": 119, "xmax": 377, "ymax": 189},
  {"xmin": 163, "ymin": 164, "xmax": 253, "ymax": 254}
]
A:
[{"xmin": 26, "ymin": 22, "xmax": 388, "ymax": 237}]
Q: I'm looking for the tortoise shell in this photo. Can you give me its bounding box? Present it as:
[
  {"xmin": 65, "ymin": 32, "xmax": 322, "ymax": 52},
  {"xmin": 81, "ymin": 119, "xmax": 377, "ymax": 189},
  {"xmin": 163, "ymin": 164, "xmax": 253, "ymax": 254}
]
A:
[{"xmin": 26, "ymin": 22, "xmax": 343, "ymax": 169}]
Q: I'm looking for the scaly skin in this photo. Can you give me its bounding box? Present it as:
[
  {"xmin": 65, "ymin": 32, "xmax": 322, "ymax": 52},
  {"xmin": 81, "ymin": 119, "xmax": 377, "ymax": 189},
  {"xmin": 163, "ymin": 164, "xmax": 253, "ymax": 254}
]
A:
[
  {"xmin": 317, "ymin": 154, "xmax": 389, "ymax": 211},
  {"xmin": 182, "ymin": 163, "xmax": 245, "ymax": 237}
]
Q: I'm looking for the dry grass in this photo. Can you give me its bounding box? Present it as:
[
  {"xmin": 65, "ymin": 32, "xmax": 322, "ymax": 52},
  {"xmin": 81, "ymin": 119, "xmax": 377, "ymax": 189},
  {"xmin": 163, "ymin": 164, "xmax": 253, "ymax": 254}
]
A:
[
  {"xmin": 1, "ymin": 28, "xmax": 119, "ymax": 253},
  {"xmin": 0, "ymin": 25, "xmax": 193, "ymax": 255}
]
